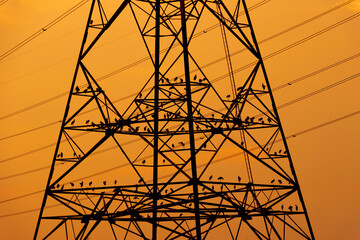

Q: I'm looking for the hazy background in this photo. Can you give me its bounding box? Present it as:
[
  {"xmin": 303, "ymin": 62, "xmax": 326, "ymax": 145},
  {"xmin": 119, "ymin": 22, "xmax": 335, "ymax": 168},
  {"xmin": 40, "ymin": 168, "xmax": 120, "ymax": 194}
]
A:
[{"xmin": 0, "ymin": 0, "xmax": 359, "ymax": 239}]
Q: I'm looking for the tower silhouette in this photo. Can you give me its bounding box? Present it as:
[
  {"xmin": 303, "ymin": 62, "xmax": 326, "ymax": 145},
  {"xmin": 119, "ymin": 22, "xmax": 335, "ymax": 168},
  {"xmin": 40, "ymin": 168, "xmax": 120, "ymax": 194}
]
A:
[{"xmin": 34, "ymin": 0, "xmax": 315, "ymax": 239}]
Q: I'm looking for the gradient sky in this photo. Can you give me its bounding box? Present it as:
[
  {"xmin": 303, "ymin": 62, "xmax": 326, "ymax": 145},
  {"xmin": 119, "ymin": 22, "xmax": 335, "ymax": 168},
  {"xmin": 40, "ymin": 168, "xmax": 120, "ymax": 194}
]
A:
[{"xmin": 0, "ymin": 0, "xmax": 359, "ymax": 239}]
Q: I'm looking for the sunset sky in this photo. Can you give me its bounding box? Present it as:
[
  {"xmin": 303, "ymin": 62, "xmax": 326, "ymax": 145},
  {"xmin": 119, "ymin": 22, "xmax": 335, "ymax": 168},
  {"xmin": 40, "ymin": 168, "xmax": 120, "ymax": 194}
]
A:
[{"xmin": 0, "ymin": 0, "xmax": 359, "ymax": 239}]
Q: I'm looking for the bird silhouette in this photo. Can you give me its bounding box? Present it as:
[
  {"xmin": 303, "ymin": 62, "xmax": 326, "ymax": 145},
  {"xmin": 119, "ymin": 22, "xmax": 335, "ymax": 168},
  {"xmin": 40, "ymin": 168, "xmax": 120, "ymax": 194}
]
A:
[
  {"xmin": 218, "ymin": 176, "xmax": 224, "ymax": 180},
  {"xmin": 114, "ymin": 180, "xmax": 117, "ymax": 185},
  {"xmin": 70, "ymin": 119, "xmax": 75, "ymax": 125},
  {"xmin": 295, "ymin": 205, "xmax": 298, "ymax": 211},
  {"xmin": 270, "ymin": 179, "xmax": 275, "ymax": 183},
  {"xmin": 75, "ymin": 86, "xmax": 80, "ymax": 92},
  {"xmin": 89, "ymin": 181, "xmax": 93, "ymax": 186},
  {"xmin": 179, "ymin": 142, "xmax": 185, "ymax": 147},
  {"xmin": 103, "ymin": 181, "xmax": 107, "ymax": 186},
  {"xmin": 142, "ymin": 159, "xmax": 146, "ymax": 164},
  {"xmin": 288, "ymin": 206, "xmax": 293, "ymax": 211},
  {"xmin": 209, "ymin": 175, "xmax": 213, "ymax": 180},
  {"xmin": 70, "ymin": 182, "xmax": 74, "ymax": 187},
  {"xmin": 226, "ymin": 94, "xmax": 231, "ymax": 98},
  {"xmin": 237, "ymin": 176, "xmax": 241, "ymax": 182},
  {"xmin": 281, "ymin": 204, "xmax": 284, "ymax": 210},
  {"xmin": 80, "ymin": 181, "xmax": 83, "ymax": 187},
  {"xmin": 278, "ymin": 179, "xmax": 282, "ymax": 184},
  {"xmin": 262, "ymin": 83, "xmax": 266, "ymax": 90}
]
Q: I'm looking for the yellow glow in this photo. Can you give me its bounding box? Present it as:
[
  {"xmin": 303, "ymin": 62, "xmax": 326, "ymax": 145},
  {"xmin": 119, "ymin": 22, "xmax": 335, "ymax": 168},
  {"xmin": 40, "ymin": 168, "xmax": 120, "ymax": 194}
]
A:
[{"xmin": 350, "ymin": 0, "xmax": 360, "ymax": 11}]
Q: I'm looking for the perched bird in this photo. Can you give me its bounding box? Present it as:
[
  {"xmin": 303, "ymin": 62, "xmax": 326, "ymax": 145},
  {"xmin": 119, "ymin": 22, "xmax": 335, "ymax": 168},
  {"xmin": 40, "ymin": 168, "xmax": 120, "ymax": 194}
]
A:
[
  {"xmin": 270, "ymin": 179, "xmax": 275, "ymax": 183},
  {"xmin": 75, "ymin": 86, "xmax": 80, "ymax": 92},
  {"xmin": 142, "ymin": 159, "xmax": 146, "ymax": 164},
  {"xmin": 71, "ymin": 119, "xmax": 75, "ymax": 125},
  {"xmin": 237, "ymin": 176, "xmax": 241, "ymax": 182},
  {"xmin": 288, "ymin": 206, "xmax": 293, "ymax": 212},
  {"xmin": 80, "ymin": 181, "xmax": 83, "ymax": 187},
  {"xmin": 218, "ymin": 176, "xmax": 224, "ymax": 180},
  {"xmin": 193, "ymin": 74, "xmax": 197, "ymax": 80},
  {"xmin": 226, "ymin": 94, "xmax": 231, "ymax": 98},
  {"xmin": 278, "ymin": 179, "xmax": 282, "ymax": 184},
  {"xmin": 209, "ymin": 175, "xmax": 213, "ymax": 180},
  {"xmin": 70, "ymin": 182, "xmax": 74, "ymax": 187},
  {"xmin": 89, "ymin": 181, "xmax": 93, "ymax": 186},
  {"xmin": 295, "ymin": 205, "xmax": 298, "ymax": 211},
  {"xmin": 262, "ymin": 83, "xmax": 266, "ymax": 90},
  {"xmin": 86, "ymin": 120, "xmax": 90, "ymax": 124},
  {"xmin": 103, "ymin": 181, "xmax": 107, "ymax": 186},
  {"xmin": 281, "ymin": 204, "xmax": 284, "ymax": 210},
  {"xmin": 114, "ymin": 180, "xmax": 117, "ymax": 185}
]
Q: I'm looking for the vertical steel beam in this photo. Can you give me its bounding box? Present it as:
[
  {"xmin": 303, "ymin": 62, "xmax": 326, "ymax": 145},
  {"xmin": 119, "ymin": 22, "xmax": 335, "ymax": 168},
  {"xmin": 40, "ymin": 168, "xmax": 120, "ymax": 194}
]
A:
[
  {"xmin": 179, "ymin": 0, "xmax": 202, "ymax": 239},
  {"xmin": 241, "ymin": 0, "xmax": 315, "ymax": 239},
  {"xmin": 152, "ymin": 0, "xmax": 161, "ymax": 239},
  {"xmin": 33, "ymin": 1, "xmax": 96, "ymax": 239}
]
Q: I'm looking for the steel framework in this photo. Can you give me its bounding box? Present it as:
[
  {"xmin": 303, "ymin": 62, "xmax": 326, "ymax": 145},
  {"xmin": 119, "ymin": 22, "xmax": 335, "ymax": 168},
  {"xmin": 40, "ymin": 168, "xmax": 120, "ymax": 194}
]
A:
[{"xmin": 34, "ymin": 0, "xmax": 315, "ymax": 239}]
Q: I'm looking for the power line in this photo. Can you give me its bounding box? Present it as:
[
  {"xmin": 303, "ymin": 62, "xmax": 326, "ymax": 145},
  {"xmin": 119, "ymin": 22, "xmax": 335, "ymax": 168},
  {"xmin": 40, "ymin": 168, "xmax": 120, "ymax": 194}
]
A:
[
  {"xmin": 2, "ymin": 50, "xmax": 359, "ymax": 142},
  {"xmin": 0, "ymin": 0, "xmax": 89, "ymax": 62},
  {"xmin": 0, "ymin": 132, "xmax": 88, "ymax": 164},
  {"xmin": 0, "ymin": 108, "xmax": 358, "ymax": 214},
  {"xmin": 0, "ymin": 0, "xmax": 9, "ymax": 7},
  {"xmin": 0, "ymin": 0, "xmax": 354, "ymax": 121},
  {"xmin": 0, "ymin": 71, "xmax": 358, "ymax": 179}
]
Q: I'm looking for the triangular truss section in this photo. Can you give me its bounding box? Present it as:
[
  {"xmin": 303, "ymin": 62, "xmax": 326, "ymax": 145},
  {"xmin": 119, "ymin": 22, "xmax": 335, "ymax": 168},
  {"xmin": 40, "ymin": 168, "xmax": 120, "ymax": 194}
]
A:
[{"xmin": 34, "ymin": 0, "xmax": 315, "ymax": 239}]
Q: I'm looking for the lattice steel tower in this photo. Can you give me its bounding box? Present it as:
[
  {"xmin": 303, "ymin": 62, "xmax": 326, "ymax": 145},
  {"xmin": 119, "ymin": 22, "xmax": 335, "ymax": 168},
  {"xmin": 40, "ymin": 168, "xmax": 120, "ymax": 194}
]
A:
[{"xmin": 34, "ymin": 0, "xmax": 315, "ymax": 239}]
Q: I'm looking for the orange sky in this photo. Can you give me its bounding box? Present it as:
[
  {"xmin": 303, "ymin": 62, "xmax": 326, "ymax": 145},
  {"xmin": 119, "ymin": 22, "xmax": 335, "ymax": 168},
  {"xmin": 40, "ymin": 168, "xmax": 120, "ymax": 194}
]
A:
[{"xmin": 0, "ymin": 0, "xmax": 359, "ymax": 239}]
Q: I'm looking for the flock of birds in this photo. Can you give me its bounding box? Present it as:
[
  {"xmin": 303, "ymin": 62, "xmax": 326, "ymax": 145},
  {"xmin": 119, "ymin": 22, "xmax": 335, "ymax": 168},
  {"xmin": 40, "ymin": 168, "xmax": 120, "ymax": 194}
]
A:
[{"xmin": 52, "ymin": 175, "xmax": 299, "ymax": 212}]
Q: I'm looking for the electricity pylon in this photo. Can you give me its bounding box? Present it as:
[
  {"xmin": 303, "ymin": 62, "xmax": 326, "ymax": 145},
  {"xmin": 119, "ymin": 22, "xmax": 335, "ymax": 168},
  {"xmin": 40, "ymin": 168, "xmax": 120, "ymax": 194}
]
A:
[{"xmin": 34, "ymin": 0, "xmax": 315, "ymax": 239}]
